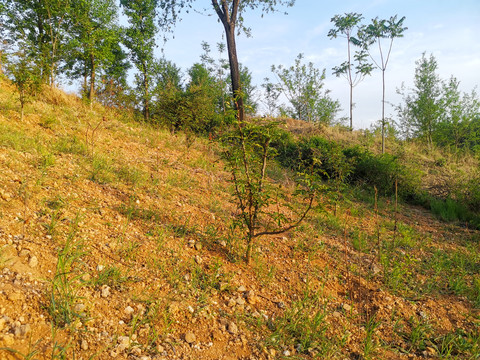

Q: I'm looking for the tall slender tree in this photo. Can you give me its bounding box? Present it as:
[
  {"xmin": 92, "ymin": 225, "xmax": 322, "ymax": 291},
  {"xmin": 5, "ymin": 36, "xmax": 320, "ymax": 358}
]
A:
[
  {"xmin": 157, "ymin": 0, "xmax": 295, "ymax": 122},
  {"xmin": 328, "ymin": 13, "xmax": 373, "ymax": 130},
  {"xmin": 65, "ymin": 0, "xmax": 119, "ymax": 104},
  {"xmin": 359, "ymin": 15, "xmax": 407, "ymax": 153},
  {"xmin": 1, "ymin": 0, "xmax": 70, "ymax": 85},
  {"xmin": 120, "ymin": 0, "xmax": 158, "ymax": 121}
]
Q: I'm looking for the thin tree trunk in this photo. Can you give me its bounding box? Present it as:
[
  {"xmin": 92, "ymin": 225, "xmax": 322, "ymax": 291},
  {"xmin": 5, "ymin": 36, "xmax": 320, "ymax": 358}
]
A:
[
  {"xmin": 224, "ymin": 23, "xmax": 244, "ymax": 121},
  {"xmin": 212, "ymin": 0, "xmax": 244, "ymax": 122},
  {"xmin": 347, "ymin": 34, "xmax": 353, "ymax": 131},
  {"xmin": 381, "ymin": 69, "xmax": 386, "ymax": 154},
  {"xmin": 142, "ymin": 63, "xmax": 150, "ymax": 122},
  {"xmin": 89, "ymin": 53, "xmax": 95, "ymax": 106}
]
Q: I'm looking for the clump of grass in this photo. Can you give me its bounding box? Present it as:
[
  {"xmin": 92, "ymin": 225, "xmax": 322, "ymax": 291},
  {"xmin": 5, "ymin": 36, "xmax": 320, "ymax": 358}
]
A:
[
  {"xmin": 91, "ymin": 265, "xmax": 130, "ymax": 289},
  {"xmin": 89, "ymin": 154, "xmax": 114, "ymax": 184},
  {"xmin": 55, "ymin": 135, "xmax": 87, "ymax": 156},
  {"xmin": 266, "ymin": 291, "xmax": 340, "ymax": 358},
  {"xmin": 430, "ymin": 197, "xmax": 469, "ymax": 223},
  {"xmin": 48, "ymin": 213, "xmax": 87, "ymax": 327}
]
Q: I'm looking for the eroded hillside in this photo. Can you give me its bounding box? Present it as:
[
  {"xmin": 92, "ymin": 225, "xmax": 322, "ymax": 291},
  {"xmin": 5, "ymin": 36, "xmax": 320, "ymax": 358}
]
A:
[{"xmin": 0, "ymin": 82, "xmax": 479, "ymax": 359}]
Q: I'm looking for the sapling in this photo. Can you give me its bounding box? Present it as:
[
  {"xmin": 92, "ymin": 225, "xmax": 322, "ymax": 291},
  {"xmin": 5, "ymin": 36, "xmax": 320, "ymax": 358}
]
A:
[{"xmin": 222, "ymin": 118, "xmax": 318, "ymax": 264}]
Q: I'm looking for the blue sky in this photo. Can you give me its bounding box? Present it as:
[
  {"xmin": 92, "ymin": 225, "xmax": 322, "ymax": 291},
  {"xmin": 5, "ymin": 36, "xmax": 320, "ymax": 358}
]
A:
[{"xmin": 156, "ymin": 1, "xmax": 480, "ymax": 129}]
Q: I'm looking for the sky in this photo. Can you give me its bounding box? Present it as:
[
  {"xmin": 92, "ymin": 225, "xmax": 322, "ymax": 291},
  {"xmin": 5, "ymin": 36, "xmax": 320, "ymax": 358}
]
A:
[{"xmin": 155, "ymin": 1, "xmax": 480, "ymax": 129}]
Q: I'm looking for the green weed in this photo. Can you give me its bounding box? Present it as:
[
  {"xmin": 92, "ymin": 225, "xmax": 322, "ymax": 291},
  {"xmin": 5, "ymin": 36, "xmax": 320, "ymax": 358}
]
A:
[
  {"xmin": 267, "ymin": 291, "xmax": 340, "ymax": 358},
  {"xmin": 48, "ymin": 213, "xmax": 87, "ymax": 327}
]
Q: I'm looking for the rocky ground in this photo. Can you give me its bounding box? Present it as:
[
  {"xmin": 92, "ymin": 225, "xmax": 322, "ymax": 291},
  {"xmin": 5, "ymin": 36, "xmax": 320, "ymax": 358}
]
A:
[{"xmin": 0, "ymin": 83, "xmax": 479, "ymax": 359}]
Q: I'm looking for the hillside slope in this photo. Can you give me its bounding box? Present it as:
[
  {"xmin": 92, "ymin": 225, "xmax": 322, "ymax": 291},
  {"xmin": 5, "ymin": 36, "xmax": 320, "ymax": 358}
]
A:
[{"xmin": 0, "ymin": 81, "xmax": 479, "ymax": 359}]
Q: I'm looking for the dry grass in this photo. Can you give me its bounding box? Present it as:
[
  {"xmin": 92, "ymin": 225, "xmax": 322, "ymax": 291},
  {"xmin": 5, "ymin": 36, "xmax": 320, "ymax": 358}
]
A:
[{"xmin": 0, "ymin": 80, "xmax": 479, "ymax": 359}]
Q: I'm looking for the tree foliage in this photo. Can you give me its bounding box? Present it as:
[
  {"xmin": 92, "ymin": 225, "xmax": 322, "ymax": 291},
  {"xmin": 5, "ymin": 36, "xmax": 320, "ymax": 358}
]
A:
[
  {"xmin": 396, "ymin": 53, "xmax": 480, "ymax": 153},
  {"xmin": 157, "ymin": 0, "xmax": 295, "ymax": 121},
  {"xmin": 358, "ymin": 15, "xmax": 407, "ymax": 153},
  {"xmin": 121, "ymin": 0, "xmax": 158, "ymax": 121},
  {"xmin": 271, "ymin": 53, "xmax": 340, "ymax": 124},
  {"xmin": 63, "ymin": 0, "xmax": 120, "ymax": 103},
  {"xmin": 328, "ymin": 12, "xmax": 373, "ymax": 130},
  {"xmin": 221, "ymin": 119, "xmax": 316, "ymax": 264}
]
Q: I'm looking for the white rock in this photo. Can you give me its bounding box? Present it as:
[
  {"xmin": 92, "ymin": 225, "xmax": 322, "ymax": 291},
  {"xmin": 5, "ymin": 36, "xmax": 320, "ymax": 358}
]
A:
[
  {"xmin": 81, "ymin": 339, "xmax": 89, "ymax": 350},
  {"xmin": 74, "ymin": 303, "xmax": 86, "ymax": 313},
  {"xmin": 101, "ymin": 285, "xmax": 111, "ymax": 298},
  {"xmin": 227, "ymin": 321, "xmax": 238, "ymax": 334},
  {"xmin": 124, "ymin": 306, "xmax": 135, "ymax": 316},
  {"xmin": 28, "ymin": 255, "xmax": 38, "ymax": 268}
]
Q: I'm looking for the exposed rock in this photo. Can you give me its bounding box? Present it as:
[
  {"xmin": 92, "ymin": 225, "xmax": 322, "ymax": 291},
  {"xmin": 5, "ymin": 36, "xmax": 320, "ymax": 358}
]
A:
[
  {"xmin": 237, "ymin": 285, "xmax": 246, "ymax": 292},
  {"xmin": 81, "ymin": 339, "xmax": 89, "ymax": 350},
  {"xmin": 342, "ymin": 303, "xmax": 352, "ymax": 312},
  {"xmin": 124, "ymin": 306, "xmax": 135, "ymax": 316},
  {"xmin": 185, "ymin": 331, "xmax": 196, "ymax": 344},
  {"xmin": 74, "ymin": 303, "xmax": 86, "ymax": 313},
  {"xmin": 235, "ymin": 296, "xmax": 246, "ymax": 306},
  {"xmin": 101, "ymin": 285, "xmax": 111, "ymax": 298},
  {"xmin": 227, "ymin": 321, "xmax": 238, "ymax": 334},
  {"xmin": 28, "ymin": 255, "xmax": 38, "ymax": 268},
  {"xmin": 8, "ymin": 292, "xmax": 22, "ymax": 302}
]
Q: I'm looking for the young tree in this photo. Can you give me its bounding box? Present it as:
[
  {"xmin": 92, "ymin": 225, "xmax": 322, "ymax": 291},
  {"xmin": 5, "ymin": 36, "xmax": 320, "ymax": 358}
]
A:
[
  {"xmin": 1, "ymin": 0, "xmax": 70, "ymax": 85},
  {"xmin": 328, "ymin": 12, "xmax": 373, "ymax": 130},
  {"xmin": 359, "ymin": 15, "xmax": 407, "ymax": 153},
  {"xmin": 271, "ymin": 53, "xmax": 340, "ymax": 124},
  {"xmin": 436, "ymin": 78, "xmax": 480, "ymax": 151},
  {"xmin": 396, "ymin": 53, "xmax": 442, "ymax": 148},
  {"xmin": 120, "ymin": 0, "xmax": 158, "ymax": 121},
  {"xmin": 64, "ymin": 0, "xmax": 119, "ymax": 104},
  {"xmin": 6, "ymin": 49, "xmax": 41, "ymax": 121},
  {"xmin": 222, "ymin": 120, "xmax": 316, "ymax": 264},
  {"xmin": 157, "ymin": 0, "xmax": 295, "ymax": 121}
]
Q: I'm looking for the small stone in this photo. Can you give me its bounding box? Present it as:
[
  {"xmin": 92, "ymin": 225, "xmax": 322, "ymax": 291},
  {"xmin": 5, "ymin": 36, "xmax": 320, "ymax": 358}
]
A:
[
  {"xmin": 97, "ymin": 265, "xmax": 105, "ymax": 272},
  {"xmin": 156, "ymin": 344, "xmax": 165, "ymax": 353},
  {"xmin": 332, "ymin": 311, "xmax": 341, "ymax": 318},
  {"xmin": 235, "ymin": 296, "xmax": 245, "ymax": 305},
  {"xmin": 74, "ymin": 303, "xmax": 86, "ymax": 313},
  {"xmin": 283, "ymin": 350, "xmax": 291, "ymax": 356},
  {"xmin": 370, "ymin": 263, "xmax": 382, "ymax": 275},
  {"xmin": 276, "ymin": 301, "xmax": 285, "ymax": 309},
  {"xmin": 195, "ymin": 255, "xmax": 203, "ymax": 264},
  {"xmin": 81, "ymin": 273, "xmax": 91, "ymax": 282},
  {"xmin": 185, "ymin": 331, "xmax": 196, "ymax": 344},
  {"xmin": 118, "ymin": 335, "xmax": 130, "ymax": 347},
  {"xmin": 131, "ymin": 347, "xmax": 142, "ymax": 355},
  {"xmin": 8, "ymin": 292, "xmax": 22, "ymax": 302},
  {"xmin": 245, "ymin": 290, "xmax": 257, "ymax": 304},
  {"xmin": 124, "ymin": 306, "xmax": 135, "ymax": 316},
  {"xmin": 169, "ymin": 302, "xmax": 180, "ymax": 314},
  {"xmin": 220, "ymin": 240, "xmax": 227, "ymax": 247},
  {"xmin": 101, "ymin": 285, "xmax": 111, "ymax": 298},
  {"xmin": 237, "ymin": 285, "xmax": 246, "ymax": 292},
  {"xmin": 227, "ymin": 321, "xmax": 238, "ymax": 334},
  {"xmin": 342, "ymin": 303, "xmax": 352, "ymax": 312},
  {"xmin": 14, "ymin": 324, "xmax": 31, "ymax": 337},
  {"xmin": 81, "ymin": 339, "xmax": 89, "ymax": 350},
  {"xmin": 187, "ymin": 305, "xmax": 194, "ymax": 313},
  {"xmin": 194, "ymin": 242, "xmax": 202, "ymax": 250},
  {"xmin": 28, "ymin": 255, "xmax": 38, "ymax": 268},
  {"xmin": 228, "ymin": 298, "xmax": 237, "ymax": 307}
]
